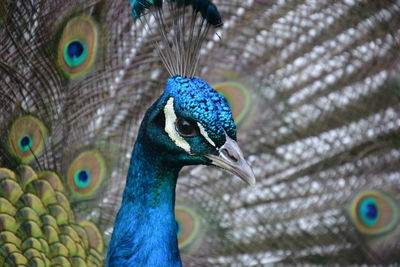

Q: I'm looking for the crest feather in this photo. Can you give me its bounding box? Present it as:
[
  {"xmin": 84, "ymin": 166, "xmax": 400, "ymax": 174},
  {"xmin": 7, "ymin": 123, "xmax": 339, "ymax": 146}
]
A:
[{"xmin": 130, "ymin": 0, "xmax": 222, "ymax": 77}]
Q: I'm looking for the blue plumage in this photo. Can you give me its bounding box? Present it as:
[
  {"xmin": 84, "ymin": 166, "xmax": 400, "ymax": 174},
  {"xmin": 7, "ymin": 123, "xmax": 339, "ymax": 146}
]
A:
[
  {"xmin": 192, "ymin": 0, "xmax": 222, "ymax": 26},
  {"xmin": 107, "ymin": 140, "xmax": 182, "ymax": 266},
  {"xmin": 130, "ymin": 0, "xmax": 150, "ymax": 19}
]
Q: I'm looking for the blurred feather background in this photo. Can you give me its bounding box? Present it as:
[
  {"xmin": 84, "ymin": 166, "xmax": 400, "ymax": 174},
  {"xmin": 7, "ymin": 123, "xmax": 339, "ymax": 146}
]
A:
[{"xmin": 1, "ymin": 0, "xmax": 400, "ymax": 265}]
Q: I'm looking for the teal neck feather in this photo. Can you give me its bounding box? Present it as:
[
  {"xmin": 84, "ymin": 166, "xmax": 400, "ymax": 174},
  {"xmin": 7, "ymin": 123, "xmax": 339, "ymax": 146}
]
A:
[{"xmin": 106, "ymin": 128, "xmax": 183, "ymax": 266}]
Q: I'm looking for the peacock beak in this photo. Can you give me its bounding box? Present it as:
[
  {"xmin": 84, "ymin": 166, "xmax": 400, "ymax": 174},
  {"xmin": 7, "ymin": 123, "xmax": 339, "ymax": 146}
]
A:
[{"xmin": 204, "ymin": 134, "xmax": 256, "ymax": 186}]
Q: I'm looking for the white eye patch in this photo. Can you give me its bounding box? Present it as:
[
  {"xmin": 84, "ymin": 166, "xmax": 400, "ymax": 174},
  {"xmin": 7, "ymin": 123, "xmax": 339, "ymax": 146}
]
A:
[
  {"xmin": 197, "ymin": 122, "xmax": 216, "ymax": 147},
  {"xmin": 163, "ymin": 97, "xmax": 217, "ymax": 153},
  {"xmin": 164, "ymin": 97, "xmax": 191, "ymax": 153}
]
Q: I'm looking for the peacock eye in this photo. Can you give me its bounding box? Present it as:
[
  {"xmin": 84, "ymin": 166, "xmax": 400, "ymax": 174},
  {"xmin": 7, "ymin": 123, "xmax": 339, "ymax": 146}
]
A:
[
  {"xmin": 64, "ymin": 40, "xmax": 87, "ymax": 67},
  {"xmin": 176, "ymin": 117, "xmax": 199, "ymax": 137}
]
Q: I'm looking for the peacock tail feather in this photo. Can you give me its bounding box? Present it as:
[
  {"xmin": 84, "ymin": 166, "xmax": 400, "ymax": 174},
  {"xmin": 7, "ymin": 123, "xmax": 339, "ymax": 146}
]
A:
[
  {"xmin": 1, "ymin": 0, "xmax": 400, "ymax": 266},
  {"xmin": 0, "ymin": 166, "xmax": 104, "ymax": 266}
]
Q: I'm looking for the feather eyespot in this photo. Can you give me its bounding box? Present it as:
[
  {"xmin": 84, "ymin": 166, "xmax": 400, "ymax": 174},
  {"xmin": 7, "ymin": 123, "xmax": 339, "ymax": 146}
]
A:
[
  {"xmin": 347, "ymin": 189, "xmax": 399, "ymax": 235},
  {"xmin": 74, "ymin": 169, "xmax": 91, "ymax": 189},
  {"xmin": 8, "ymin": 116, "xmax": 48, "ymax": 163},
  {"xmin": 18, "ymin": 136, "xmax": 33, "ymax": 152},
  {"xmin": 66, "ymin": 151, "xmax": 106, "ymax": 198},
  {"xmin": 175, "ymin": 204, "xmax": 202, "ymax": 250},
  {"xmin": 213, "ymin": 82, "xmax": 251, "ymax": 129},
  {"xmin": 358, "ymin": 197, "xmax": 379, "ymax": 227},
  {"xmin": 176, "ymin": 117, "xmax": 200, "ymax": 137},
  {"xmin": 64, "ymin": 40, "xmax": 88, "ymax": 68},
  {"xmin": 57, "ymin": 16, "xmax": 99, "ymax": 78}
]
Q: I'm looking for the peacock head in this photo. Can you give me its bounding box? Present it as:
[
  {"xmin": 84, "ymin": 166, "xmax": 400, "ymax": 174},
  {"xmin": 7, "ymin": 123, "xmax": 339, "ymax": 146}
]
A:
[{"xmin": 141, "ymin": 75, "xmax": 255, "ymax": 185}]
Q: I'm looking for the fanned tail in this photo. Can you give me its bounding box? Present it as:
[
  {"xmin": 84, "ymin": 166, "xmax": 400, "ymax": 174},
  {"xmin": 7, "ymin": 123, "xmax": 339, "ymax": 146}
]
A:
[
  {"xmin": 0, "ymin": 0, "xmax": 161, "ymax": 260},
  {"xmin": 1, "ymin": 0, "xmax": 400, "ymax": 265}
]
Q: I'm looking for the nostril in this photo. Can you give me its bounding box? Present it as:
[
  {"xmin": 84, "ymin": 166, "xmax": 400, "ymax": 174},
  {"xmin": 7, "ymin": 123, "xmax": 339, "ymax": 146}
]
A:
[{"xmin": 221, "ymin": 148, "xmax": 238, "ymax": 162}]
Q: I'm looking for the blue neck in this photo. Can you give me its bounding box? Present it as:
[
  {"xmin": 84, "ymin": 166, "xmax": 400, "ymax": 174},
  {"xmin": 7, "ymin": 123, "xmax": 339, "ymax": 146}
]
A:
[{"xmin": 106, "ymin": 136, "xmax": 182, "ymax": 266}]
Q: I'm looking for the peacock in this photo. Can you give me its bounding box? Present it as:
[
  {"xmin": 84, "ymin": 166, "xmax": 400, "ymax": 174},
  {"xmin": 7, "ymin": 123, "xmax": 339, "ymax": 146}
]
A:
[{"xmin": 1, "ymin": 0, "xmax": 400, "ymax": 266}]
